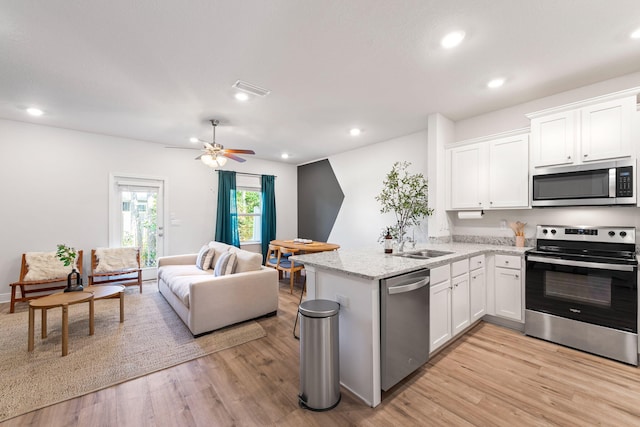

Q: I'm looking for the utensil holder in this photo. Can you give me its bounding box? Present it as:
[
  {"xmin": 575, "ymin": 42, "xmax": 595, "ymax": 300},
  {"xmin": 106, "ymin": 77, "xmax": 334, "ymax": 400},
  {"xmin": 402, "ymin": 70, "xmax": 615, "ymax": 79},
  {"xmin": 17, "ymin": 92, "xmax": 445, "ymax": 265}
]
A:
[{"xmin": 515, "ymin": 236, "xmax": 525, "ymax": 247}]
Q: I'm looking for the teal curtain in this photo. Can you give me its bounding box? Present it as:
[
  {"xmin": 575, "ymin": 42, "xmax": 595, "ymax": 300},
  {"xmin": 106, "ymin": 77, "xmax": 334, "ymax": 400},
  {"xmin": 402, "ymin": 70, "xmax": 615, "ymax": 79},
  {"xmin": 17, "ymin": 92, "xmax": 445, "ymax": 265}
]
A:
[
  {"xmin": 215, "ymin": 171, "xmax": 240, "ymax": 247},
  {"xmin": 261, "ymin": 175, "xmax": 276, "ymax": 261}
]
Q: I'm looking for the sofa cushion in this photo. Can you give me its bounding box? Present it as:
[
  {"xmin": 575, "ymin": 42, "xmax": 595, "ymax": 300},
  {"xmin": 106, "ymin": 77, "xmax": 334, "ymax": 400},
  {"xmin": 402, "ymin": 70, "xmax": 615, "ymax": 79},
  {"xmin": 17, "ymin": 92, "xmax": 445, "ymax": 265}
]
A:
[
  {"xmin": 195, "ymin": 245, "xmax": 215, "ymax": 270},
  {"xmin": 158, "ymin": 265, "xmax": 213, "ymax": 282},
  {"xmin": 214, "ymin": 252, "xmax": 237, "ymax": 277},
  {"xmin": 229, "ymin": 247, "xmax": 263, "ymax": 273}
]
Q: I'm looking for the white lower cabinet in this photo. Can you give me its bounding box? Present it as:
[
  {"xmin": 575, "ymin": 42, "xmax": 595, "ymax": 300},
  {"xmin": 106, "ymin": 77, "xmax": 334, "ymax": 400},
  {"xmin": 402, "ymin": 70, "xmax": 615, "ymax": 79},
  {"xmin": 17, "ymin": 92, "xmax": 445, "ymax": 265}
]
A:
[
  {"xmin": 430, "ymin": 260, "xmax": 470, "ymax": 353},
  {"xmin": 469, "ymin": 255, "xmax": 486, "ymax": 323},
  {"xmin": 430, "ymin": 278, "xmax": 452, "ymax": 352},
  {"xmin": 494, "ymin": 255, "xmax": 523, "ymax": 321}
]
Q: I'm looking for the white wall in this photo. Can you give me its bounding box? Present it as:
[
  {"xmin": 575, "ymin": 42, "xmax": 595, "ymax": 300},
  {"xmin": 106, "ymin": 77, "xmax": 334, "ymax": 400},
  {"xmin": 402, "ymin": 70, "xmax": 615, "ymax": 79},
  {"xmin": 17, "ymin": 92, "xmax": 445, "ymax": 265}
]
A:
[
  {"xmin": 327, "ymin": 130, "xmax": 429, "ymax": 249},
  {"xmin": 0, "ymin": 119, "xmax": 297, "ymax": 300}
]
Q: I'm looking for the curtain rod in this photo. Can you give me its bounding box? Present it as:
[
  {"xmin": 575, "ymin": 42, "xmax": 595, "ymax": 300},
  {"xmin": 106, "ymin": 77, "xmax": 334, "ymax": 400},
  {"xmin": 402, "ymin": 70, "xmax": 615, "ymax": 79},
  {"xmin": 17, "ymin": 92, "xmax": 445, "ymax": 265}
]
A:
[{"xmin": 215, "ymin": 170, "xmax": 277, "ymax": 178}]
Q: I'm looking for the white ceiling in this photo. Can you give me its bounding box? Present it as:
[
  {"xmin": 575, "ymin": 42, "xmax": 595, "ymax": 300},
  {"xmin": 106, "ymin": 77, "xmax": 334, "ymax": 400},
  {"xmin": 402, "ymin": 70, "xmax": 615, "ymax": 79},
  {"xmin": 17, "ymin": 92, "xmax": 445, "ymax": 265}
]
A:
[{"xmin": 2, "ymin": 0, "xmax": 640, "ymax": 164}]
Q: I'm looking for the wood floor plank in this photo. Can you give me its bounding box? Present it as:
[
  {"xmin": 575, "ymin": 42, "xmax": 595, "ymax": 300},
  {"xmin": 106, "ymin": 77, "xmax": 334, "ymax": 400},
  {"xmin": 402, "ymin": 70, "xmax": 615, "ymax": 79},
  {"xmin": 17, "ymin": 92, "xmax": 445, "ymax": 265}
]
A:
[{"xmin": 3, "ymin": 280, "xmax": 640, "ymax": 426}]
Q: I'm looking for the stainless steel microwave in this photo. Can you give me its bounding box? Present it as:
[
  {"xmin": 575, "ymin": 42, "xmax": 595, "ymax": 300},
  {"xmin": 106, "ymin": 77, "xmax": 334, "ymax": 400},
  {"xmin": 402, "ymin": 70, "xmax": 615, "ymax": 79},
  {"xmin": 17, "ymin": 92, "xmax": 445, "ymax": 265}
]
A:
[{"xmin": 532, "ymin": 159, "xmax": 635, "ymax": 207}]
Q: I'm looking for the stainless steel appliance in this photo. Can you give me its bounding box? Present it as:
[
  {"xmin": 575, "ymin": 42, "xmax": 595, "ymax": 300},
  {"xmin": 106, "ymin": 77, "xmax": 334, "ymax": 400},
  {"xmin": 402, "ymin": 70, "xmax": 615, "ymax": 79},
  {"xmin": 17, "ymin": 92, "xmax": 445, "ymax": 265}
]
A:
[
  {"xmin": 531, "ymin": 159, "xmax": 635, "ymax": 207},
  {"xmin": 380, "ymin": 268, "xmax": 430, "ymax": 391},
  {"xmin": 525, "ymin": 225, "xmax": 638, "ymax": 365}
]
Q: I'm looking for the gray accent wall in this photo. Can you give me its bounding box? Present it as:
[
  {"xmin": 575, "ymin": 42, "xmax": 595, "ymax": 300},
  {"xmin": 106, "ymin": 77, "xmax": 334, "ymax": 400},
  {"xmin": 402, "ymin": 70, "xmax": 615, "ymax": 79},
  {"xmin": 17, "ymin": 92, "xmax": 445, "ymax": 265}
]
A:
[{"xmin": 297, "ymin": 159, "xmax": 344, "ymax": 241}]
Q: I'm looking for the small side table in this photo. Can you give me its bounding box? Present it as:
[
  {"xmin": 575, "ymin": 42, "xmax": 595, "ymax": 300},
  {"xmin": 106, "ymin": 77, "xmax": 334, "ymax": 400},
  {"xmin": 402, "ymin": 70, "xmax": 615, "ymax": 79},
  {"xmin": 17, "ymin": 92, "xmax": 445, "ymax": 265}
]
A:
[
  {"xmin": 85, "ymin": 285, "xmax": 125, "ymax": 322},
  {"xmin": 28, "ymin": 291, "xmax": 94, "ymax": 357}
]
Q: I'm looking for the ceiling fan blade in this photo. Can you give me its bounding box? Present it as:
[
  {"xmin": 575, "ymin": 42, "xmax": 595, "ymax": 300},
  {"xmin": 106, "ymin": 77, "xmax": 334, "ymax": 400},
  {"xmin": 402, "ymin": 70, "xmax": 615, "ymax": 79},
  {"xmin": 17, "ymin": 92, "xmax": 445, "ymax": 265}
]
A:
[
  {"xmin": 223, "ymin": 153, "xmax": 246, "ymax": 162},
  {"xmin": 194, "ymin": 154, "xmax": 204, "ymax": 160},
  {"xmin": 224, "ymin": 149, "xmax": 255, "ymax": 154}
]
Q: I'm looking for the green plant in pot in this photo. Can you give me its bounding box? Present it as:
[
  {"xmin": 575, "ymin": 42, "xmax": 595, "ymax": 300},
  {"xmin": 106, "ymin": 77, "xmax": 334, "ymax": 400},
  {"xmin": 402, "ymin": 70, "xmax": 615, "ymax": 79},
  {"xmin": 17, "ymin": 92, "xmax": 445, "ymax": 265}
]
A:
[
  {"xmin": 57, "ymin": 244, "xmax": 83, "ymax": 292},
  {"xmin": 375, "ymin": 161, "xmax": 434, "ymax": 251}
]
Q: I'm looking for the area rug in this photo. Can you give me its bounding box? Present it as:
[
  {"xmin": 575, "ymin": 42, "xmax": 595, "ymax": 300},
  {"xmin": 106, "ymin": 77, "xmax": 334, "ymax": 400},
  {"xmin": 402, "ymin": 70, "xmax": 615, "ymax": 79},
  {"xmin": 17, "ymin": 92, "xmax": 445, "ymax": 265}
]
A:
[{"xmin": 0, "ymin": 283, "xmax": 266, "ymax": 422}]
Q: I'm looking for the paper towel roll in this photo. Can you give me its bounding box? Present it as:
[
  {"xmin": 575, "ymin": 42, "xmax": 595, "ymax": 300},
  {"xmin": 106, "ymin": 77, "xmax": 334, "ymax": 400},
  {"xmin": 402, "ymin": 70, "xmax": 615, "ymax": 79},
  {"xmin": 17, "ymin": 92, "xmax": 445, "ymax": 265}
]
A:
[{"xmin": 457, "ymin": 210, "xmax": 484, "ymax": 219}]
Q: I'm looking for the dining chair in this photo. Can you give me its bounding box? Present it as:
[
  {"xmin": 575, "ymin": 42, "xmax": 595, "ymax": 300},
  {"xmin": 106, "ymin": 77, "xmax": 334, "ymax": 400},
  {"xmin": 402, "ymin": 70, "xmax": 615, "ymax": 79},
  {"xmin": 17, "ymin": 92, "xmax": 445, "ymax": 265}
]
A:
[{"xmin": 276, "ymin": 246, "xmax": 305, "ymax": 294}]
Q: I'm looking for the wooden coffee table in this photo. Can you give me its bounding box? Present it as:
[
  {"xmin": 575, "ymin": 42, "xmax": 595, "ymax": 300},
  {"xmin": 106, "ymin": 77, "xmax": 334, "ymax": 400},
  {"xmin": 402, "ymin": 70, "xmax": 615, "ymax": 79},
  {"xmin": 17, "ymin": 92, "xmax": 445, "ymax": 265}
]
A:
[
  {"xmin": 28, "ymin": 291, "xmax": 94, "ymax": 357},
  {"xmin": 85, "ymin": 285, "xmax": 125, "ymax": 322}
]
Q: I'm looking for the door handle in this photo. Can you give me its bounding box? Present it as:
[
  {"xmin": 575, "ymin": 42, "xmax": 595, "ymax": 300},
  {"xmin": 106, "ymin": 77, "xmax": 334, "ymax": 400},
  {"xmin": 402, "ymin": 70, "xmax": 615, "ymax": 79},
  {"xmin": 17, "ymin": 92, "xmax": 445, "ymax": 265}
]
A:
[
  {"xmin": 388, "ymin": 277, "xmax": 430, "ymax": 295},
  {"xmin": 527, "ymin": 255, "xmax": 635, "ymax": 272}
]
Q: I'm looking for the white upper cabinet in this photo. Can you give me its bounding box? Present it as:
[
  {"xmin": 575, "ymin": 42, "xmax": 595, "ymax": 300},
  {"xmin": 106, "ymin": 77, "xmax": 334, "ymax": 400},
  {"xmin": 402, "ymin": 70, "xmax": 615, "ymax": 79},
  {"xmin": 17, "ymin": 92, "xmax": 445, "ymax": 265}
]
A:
[
  {"xmin": 528, "ymin": 92, "xmax": 637, "ymax": 168},
  {"xmin": 488, "ymin": 135, "xmax": 529, "ymax": 208},
  {"xmin": 449, "ymin": 143, "xmax": 486, "ymax": 209},
  {"xmin": 448, "ymin": 131, "xmax": 529, "ymax": 210},
  {"xmin": 581, "ymin": 97, "xmax": 634, "ymax": 162},
  {"xmin": 530, "ymin": 111, "xmax": 576, "ymax": 167}
]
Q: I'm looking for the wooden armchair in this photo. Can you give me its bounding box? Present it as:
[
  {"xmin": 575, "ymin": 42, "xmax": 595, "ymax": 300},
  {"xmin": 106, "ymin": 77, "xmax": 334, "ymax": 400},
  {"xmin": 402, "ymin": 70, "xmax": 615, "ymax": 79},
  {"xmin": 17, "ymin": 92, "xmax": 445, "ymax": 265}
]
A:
[
  {"xmin": 9, "ymin": 251, "xmax": 84, "ymax": 313},
  {"xmin": 88, "ymin": 247, "xmax": 142, "ymax": 293}
]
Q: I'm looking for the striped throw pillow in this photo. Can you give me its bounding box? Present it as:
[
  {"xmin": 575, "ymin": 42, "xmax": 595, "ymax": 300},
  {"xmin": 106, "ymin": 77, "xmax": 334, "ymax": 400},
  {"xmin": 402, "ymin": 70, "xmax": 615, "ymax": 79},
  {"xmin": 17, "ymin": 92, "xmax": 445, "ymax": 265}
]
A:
[
  {"xmin": 214, "ymin": 252, "xmax": 237, "ymax": 277},
  {"xmin": 196, "ymin": 245, "xmax": 214, "ymax": 270}
]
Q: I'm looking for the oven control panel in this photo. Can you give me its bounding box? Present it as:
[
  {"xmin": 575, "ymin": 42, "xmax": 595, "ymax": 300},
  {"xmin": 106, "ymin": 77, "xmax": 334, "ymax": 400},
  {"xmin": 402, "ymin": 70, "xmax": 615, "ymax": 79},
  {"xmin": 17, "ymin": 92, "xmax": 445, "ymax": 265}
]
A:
[{"xmin": 536, "ymin": 225, "xmax": 636, "ymax": 244}]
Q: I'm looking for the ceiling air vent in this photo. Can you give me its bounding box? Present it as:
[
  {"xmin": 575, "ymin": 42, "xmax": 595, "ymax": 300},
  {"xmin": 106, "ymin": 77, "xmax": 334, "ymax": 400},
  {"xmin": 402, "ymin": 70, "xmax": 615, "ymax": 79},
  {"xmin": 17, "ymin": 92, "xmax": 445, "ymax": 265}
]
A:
[{"xmin": 232, "ymin": 80, "xmax": 271, "ymax": 97}]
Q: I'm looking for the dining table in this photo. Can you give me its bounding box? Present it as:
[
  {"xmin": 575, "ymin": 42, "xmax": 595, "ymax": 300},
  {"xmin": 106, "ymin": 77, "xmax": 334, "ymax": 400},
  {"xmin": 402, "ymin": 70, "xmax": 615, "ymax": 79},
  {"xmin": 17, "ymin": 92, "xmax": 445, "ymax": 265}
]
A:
[{"xmin": 270, "ymin": 239, "xmax": 340, "ymax": 253}]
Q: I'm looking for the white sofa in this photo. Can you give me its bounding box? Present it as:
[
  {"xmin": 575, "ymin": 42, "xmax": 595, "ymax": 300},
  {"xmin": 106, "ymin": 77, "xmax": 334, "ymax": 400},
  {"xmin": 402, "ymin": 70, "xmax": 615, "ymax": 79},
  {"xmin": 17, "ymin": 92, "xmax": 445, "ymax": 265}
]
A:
[{"xmin": 157, "ymin": 241, "xmax": 279, "ymax": 336}]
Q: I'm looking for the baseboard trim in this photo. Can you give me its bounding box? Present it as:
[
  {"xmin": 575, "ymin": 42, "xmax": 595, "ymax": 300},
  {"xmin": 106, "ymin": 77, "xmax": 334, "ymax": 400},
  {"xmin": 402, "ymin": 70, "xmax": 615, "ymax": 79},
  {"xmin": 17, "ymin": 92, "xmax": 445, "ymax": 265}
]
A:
[
  {"xmin": 483, "ymin": 314, "xmax": 525, "ymax": 332},
  {"xmin": 0, "ymin": 292, "xmax": 9, "ymax": 304}
]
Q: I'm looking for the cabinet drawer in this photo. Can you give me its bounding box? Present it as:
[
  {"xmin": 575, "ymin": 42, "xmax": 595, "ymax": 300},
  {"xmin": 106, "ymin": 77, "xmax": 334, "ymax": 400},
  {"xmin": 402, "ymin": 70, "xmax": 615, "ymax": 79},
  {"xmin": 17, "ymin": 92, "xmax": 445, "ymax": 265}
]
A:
[
  {"xmin": 430, "ymin": 264, "xmax": 450, "ymax": 286},
  {"xmin": 451, "ymin": 259, "xmax": 469, "ymax": 277},
  {"xmin": 469, "ymin": 254, "xmax": 485, "ymax": 270},
  {"xmin": 495, "ymin": 254, "xmax": 521, "ymax": 269}
]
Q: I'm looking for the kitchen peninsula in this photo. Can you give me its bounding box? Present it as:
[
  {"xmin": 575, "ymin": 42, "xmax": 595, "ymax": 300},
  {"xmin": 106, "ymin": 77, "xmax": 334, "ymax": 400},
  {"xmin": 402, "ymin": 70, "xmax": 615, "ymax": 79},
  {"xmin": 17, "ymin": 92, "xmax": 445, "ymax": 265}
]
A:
[{"xmin": 291, "ymin": 243, "xmax": 530, "ymax": 407}]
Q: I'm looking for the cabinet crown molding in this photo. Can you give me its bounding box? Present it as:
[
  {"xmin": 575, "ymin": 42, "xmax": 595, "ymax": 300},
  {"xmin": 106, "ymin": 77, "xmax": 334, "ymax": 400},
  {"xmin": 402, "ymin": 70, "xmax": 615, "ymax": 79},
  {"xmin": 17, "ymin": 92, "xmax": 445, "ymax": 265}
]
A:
[
  {"xmin": 448, "ymin": 127, "xmax": 529, "ymax": 149},
  {"xmin": 525, "ymin": 86, "xmax": 640, "ymax": 119}
]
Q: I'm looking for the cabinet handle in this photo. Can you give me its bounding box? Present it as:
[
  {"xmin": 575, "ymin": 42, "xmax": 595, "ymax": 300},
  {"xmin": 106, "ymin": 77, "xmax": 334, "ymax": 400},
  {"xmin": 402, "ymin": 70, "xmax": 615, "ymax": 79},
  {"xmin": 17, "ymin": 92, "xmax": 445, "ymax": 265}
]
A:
[
  {"xmin": 472, "ymin": 275, "xmax": 476, "ymax": 279},
  {"xmin": 505, "ymin": 260, "xmax": 509, "ymax": 264},
  {"xmin": 490, "ymin": 201, "xmax": 493, "ymax": 204},
  {"xmin": 567, "ymin": 156, "xmax": 571, "ymax": 160},
  {"xmin": 515, "ymin": 274, "xmax": 519, "ymax": 279},
  {"xmin": 478, "ymin": 202, "xmax": 482, "ymax": 205}
]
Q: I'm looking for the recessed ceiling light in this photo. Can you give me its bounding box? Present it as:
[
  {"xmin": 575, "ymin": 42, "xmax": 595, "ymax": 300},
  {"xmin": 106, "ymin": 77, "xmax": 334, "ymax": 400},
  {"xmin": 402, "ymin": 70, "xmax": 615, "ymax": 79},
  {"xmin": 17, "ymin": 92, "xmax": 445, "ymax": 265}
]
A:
[
  {"xmin": 235, "ymin": 92, "xmax": 249, "ymax": 101},
  {"xmin": 441, "ymin": 31, "xmax": 465, "ymax": 49},
  {"xmin": 350, "ymin": 128, "xmax": 362, "ymax": 136},
  {"xmin": 281, "ymin": 153, "xmax": 289, "ymax": 159},
  {"xmin": 189, "ymin": 137, "xmax": 199, "ymax": 143},
  {"xmin": 487, "ymin": 78, "xmax": 505, "ymax": 89},
  {"xmin": 631, "ymin": 28, "xmax": 640, "ymax": 39},
  {"xmin": 26, "ymin": 107, "xmax": 44, "ymax": 116}
]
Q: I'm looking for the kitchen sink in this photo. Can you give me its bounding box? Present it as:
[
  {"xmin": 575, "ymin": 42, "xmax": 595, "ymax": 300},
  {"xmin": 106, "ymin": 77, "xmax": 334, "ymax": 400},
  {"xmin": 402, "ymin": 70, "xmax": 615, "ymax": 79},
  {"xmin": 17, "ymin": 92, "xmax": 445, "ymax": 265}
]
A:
[{"xmin": 392, "ymin": 249, "xmax": 454, "ymax": 259}]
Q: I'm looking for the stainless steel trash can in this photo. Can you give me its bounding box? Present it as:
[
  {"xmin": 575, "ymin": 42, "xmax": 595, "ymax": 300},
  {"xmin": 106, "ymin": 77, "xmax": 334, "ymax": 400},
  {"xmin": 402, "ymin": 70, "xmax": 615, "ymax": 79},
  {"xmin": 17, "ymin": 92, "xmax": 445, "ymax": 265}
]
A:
[{"xmin": 298, "ymin": 299, "xmax": 341, "ymax": 411}]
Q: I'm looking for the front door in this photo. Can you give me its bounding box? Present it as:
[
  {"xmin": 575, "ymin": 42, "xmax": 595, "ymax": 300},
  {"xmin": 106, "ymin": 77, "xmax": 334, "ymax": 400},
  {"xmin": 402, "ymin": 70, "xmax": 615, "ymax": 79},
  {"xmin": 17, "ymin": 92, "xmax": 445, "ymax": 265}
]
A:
[{"xmin": 110, "ymin": 174, "xmax": 165, "ymax": 280}]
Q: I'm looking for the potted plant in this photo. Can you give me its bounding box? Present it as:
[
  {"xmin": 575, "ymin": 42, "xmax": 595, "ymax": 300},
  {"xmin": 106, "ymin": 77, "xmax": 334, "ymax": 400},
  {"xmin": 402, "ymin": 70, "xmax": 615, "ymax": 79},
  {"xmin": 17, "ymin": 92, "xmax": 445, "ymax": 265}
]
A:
[
  {"xmin": 376, "ymin": 161, "xmax": 434, "ymax": 251},
  {"xmin": 56, "ymin": 244, "xmax": 83, "ymax": 292}
]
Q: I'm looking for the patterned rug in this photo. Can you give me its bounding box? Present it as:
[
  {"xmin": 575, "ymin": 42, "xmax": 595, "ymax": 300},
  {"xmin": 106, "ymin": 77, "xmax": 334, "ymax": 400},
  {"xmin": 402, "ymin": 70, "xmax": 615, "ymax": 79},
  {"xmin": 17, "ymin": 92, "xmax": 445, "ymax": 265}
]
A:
[{"xmin": 0, "ymin": 283, "xmax": 266, "ymax": 422}]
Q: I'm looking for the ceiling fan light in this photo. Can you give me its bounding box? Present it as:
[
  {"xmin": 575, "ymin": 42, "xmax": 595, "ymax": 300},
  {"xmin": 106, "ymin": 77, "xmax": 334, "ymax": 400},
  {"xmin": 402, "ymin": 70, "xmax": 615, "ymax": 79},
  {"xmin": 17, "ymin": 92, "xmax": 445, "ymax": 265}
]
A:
[{"xmin": 216, "ymin": 156, "xmax": 228, "ymax": 166}]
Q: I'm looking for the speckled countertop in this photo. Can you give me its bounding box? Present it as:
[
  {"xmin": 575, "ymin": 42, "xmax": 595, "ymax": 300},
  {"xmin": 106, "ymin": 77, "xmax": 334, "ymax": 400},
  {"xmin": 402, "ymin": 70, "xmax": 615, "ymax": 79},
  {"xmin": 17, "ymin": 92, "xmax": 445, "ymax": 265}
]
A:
[{"xmin": 290, "ymin": 243, "xmax": 532, "ymax": 280}]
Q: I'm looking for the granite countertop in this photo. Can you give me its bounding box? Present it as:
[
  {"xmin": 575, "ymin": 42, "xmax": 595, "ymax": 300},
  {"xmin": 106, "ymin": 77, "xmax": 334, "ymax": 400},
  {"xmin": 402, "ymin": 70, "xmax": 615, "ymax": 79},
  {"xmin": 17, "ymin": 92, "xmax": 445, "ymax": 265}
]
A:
[{"xmin": 290, "ymin": 242, "xmax": 532, "ymax": 280}]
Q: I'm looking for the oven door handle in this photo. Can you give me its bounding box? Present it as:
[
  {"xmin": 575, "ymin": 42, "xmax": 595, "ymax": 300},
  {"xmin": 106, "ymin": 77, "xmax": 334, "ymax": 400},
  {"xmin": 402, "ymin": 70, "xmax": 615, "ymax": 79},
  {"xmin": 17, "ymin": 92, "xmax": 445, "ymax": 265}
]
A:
[{"xmin": 527, "ymin": 255, "xmax": 636, "ymax": 272}]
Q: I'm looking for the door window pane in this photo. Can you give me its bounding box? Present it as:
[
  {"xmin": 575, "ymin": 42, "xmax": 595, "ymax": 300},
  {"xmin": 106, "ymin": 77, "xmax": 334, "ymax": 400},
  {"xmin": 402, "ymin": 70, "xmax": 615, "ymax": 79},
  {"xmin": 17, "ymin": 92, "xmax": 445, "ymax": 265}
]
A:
[{"xmin": 121, "ymin": 189, "xmax": 158, "ymax": 267}]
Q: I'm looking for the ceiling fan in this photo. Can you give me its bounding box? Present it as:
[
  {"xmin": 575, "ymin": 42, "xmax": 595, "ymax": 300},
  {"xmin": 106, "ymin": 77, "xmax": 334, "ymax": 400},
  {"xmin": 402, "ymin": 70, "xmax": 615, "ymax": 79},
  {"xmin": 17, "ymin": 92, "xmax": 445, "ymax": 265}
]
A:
[{"xmin": 185, "ymin": 119, "xmax": 255, "ymax": 167}]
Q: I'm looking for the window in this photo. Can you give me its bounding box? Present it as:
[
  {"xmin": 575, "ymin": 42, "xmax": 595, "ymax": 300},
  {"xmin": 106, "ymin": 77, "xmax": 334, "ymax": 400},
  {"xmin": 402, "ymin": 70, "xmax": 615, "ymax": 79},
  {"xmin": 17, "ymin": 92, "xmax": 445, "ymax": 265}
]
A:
[{"xmin": 236, "ymin": 188, "xmax": 261, "ymax": 243}]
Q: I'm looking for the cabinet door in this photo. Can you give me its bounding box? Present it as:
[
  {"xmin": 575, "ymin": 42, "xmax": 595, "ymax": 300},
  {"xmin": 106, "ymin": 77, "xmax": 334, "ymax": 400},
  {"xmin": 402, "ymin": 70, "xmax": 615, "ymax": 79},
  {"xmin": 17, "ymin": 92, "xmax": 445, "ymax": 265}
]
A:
[
  {"xmin": 531, "ymin": 111, "xmax": 576, "ymax": 168},
  {"xmin": 470, "ymin": 268, "xmax": 486, "ymax": 322},
  {"xmin": 430, "ymin": 280, "xmax": 452, "ymax": 352},
  {"xmin": 450, "ymin": 144, "xmax": 486, "ymax": 209},
  {"xmin": 488, "ymin": 135, "xmax": 529, "ymax": 208},
  {"xmin": 494, "ymin": 267, "xmax": 522, "ymax": 321},
  {"xmin": 451, "ymin": 273, "xmax": 470, "ymax": 336},
  {"xmin": 581, "ymin": 98, "xmax": 634, "ymax": 162}
]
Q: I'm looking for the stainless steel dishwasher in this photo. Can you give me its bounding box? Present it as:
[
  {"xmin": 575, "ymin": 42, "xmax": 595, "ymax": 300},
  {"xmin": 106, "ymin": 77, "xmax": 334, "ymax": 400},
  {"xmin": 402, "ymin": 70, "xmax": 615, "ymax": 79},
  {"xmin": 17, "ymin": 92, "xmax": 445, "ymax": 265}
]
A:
[{"xmin": 380, "ymin": 268, "xmax": 430, "ymax": 391}]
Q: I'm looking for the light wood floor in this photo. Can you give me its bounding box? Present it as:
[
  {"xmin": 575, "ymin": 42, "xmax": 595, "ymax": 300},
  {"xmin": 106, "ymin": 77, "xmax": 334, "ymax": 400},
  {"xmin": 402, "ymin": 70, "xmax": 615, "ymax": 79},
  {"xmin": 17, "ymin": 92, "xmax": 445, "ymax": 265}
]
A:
[{"xmin": 4, "ymin": 280, "xmax": 640, "ymax": 426}]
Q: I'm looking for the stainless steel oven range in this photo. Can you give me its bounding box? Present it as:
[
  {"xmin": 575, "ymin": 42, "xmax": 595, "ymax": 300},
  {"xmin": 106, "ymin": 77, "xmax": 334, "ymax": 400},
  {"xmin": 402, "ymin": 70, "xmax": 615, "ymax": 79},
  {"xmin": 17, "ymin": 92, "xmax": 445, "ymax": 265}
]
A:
[{"xmin": 525, "ymin": 225, "xmax": 638, "ymax": 365}]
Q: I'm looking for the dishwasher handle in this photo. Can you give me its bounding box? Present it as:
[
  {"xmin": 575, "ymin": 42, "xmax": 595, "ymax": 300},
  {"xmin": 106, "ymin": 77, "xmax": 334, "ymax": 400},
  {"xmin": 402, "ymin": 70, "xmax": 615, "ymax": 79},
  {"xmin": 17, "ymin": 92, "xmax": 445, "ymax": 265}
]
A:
[{"xmin": 387, "ymin": 277, "xmax": 430, "ymax": 295}]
